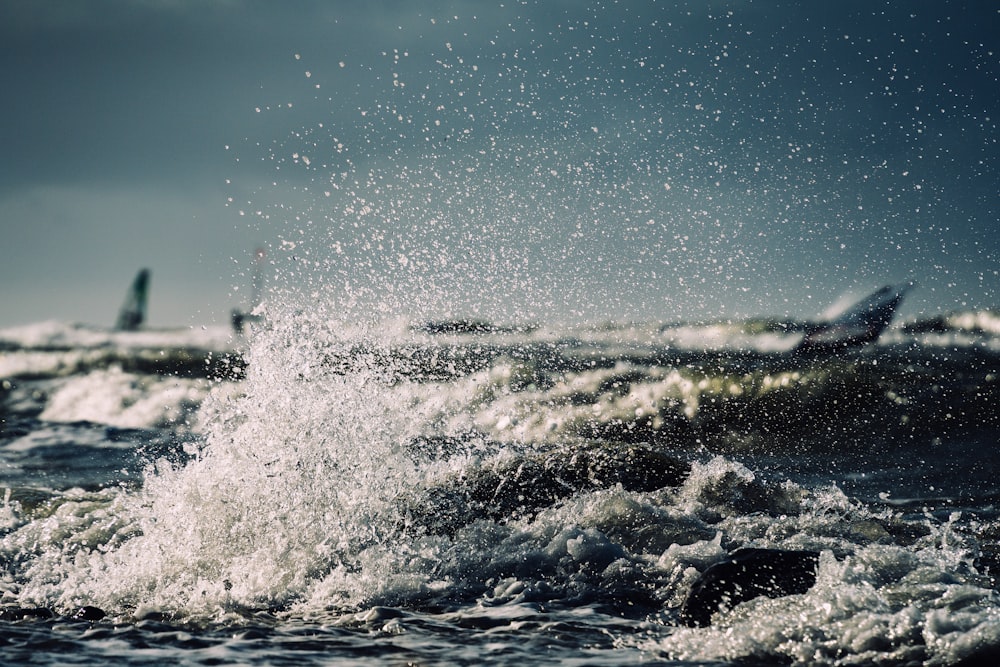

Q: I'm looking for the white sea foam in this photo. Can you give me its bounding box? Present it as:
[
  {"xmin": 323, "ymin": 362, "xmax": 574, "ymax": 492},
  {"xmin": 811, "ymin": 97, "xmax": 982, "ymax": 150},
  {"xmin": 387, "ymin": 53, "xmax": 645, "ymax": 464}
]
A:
[
  {"xmin": 0, "ymin": 321, "xmax": 235, "ymax": 351},
  {"xmin": 652, "ymin": 544, "xmax": 1000, "ymax": 665},
  {"xmin": 37, "ymin": 368, "xmax": 210, "ymax": 430}
]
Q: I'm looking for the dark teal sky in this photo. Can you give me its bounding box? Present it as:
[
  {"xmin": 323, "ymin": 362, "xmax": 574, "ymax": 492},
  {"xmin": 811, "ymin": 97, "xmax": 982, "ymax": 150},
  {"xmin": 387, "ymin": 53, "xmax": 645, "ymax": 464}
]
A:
[{"xmin": 1, "ymin": 1, "xmax": 996, "ymax": 327}]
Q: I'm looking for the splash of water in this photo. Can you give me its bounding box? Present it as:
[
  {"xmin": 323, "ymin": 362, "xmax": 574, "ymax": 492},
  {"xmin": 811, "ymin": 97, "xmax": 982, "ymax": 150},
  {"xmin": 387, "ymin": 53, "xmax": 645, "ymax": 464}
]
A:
[{"xmin": 7, "ymin": 307, "xmax": 444, "ymax": 620}]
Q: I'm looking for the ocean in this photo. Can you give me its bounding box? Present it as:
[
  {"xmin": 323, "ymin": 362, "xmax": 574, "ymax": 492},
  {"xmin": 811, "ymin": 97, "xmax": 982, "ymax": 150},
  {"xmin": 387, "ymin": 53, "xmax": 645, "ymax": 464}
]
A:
[{"xmin": 1, "ymin": 310, "xmax": 999, "ymax": 665}]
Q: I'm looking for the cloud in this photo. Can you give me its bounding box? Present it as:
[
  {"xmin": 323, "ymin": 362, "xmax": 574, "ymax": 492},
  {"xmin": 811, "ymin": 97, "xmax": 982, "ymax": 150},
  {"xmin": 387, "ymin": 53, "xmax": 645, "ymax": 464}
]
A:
[{"xmin": 0, "ymin": 0, "xmax": 996, "ymax": 326}]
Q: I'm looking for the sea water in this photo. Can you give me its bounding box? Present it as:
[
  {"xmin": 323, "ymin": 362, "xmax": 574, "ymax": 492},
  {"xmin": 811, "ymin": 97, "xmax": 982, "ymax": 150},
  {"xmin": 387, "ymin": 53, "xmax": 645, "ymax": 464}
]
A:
[{"xmin": 1, "ymin": 315, "xmax": 999, "ymax": 665}]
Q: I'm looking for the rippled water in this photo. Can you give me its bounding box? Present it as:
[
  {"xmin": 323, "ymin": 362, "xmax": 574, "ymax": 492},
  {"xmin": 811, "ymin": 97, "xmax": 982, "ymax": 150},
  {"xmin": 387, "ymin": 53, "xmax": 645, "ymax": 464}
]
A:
[{"xmin": 2, "ymin": 317, "xmax": 999, "ymax": 665}]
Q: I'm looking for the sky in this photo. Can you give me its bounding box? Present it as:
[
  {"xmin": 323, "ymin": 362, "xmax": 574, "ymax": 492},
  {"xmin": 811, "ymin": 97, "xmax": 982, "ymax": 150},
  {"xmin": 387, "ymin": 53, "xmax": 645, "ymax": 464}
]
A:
[{"xmin": 1, "ymin": 0, "xmax": 996, "ymax": 328}]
